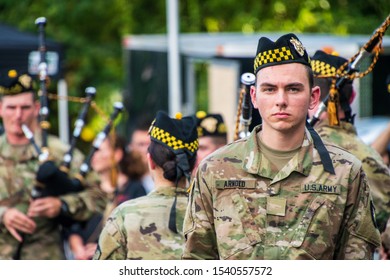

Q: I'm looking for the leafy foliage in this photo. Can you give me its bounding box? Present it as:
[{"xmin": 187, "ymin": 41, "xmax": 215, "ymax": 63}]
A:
[{"xmin": 0, "ymin": 0, "xmax": 387, "ymax": 139}]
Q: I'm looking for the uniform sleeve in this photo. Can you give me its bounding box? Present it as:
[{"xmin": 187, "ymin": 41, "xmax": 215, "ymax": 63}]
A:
[
  {"xmin": 335, "ymin": 169, "xmax": 381, "ymax": 259},
  {"xmin": 361, "ymin": 157, "xmax": 390, "ymax": 230},
  {"xmin": 182, "ymin": 169, "xmax": 219, "ymax": 259},
  {"xmin": 60, "ymin": 184, "xmax": 108, "ymax": 221},
  {"xmin": 54, "ymin": 143, "xmax": 108, "ymax": 221},
  {"xmin": 93, "ymin": 209, "xmax": 127, "ymax": 260}
]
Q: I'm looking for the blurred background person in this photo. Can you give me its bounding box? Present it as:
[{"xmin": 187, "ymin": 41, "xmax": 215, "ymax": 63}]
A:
[
  {"xmin": 66, "ymin": 133, "xmax": 147, "ymax": 260},
  {"xmin": 94, "ymin": 111, "xmax": 198, "ymax": 259},
  {"xmin": 127, "ymin": 116, "xmax": 154, "ymax": 194},
  {"xmin": 371, "ymin": 122, "xmax": 390, "ymax": 167},
  {"xmin": 193, "ymin": 111, "xmax": 227, "ymax": 174},
  {"xmin": 0, "ymin": 69, "xmax": 106, "ymax": 259}
]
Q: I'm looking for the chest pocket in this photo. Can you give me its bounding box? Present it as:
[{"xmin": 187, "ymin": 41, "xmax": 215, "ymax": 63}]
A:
[
  {"xmin": 0, "ymin": 160, "xmax": 36, "ymax": 210},
  {"xmin": 213, "ymin": 190, "xmax": 266, "ymax": 259},
  {"xmin": 231, "ymin": 192, "xmax": 265, "ymax": 244},
  {"xmin": 288, "ymin": 196, "xmax": 340, "ymax": 259},
  {"xmin": 290, "ymin": 196, "xmax": 327, "ymax": 247},
  {"xmin": 219, "ymin": 189, "xmax": 340, "ymax": 260}
]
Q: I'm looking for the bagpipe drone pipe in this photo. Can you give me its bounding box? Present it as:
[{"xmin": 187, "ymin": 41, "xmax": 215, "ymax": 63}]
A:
[
  {"xmin": 309, "ymin": 14, "xmax": 390, "ymax": 127},
  {"xmin": 26, "ymin": 17, "xmax": 125, "ymax": 200}
]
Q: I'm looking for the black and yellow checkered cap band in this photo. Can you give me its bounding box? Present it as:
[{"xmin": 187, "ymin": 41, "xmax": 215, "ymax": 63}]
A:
[
  {"xmin": 254, "ymin": 47, "xmax": 294, "ymax": 73},
  {"xmin": 253, "ymin": 33, "xmax": 310, "ymax": 74},
  {"xmin": 150, "ymin": 126, "xmax": 198, "ymax": 153},
  {"xmin": 311, "ymin": 60, "xmax": 337, "ymax": 76},
  {"xmin": 311, "ymin": 50, "xmax": 348, "ymax": 77},
  {"xmin": 149, "ymin": 111, "xmax": 198, "ymax": 155}
]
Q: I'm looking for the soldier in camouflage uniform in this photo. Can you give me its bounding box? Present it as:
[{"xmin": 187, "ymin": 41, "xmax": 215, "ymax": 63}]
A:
[
  {"xmin": 0, "ymin": 70, "xmax": 107, "ymax": 259},
  {"xmin": 308, "ymin": 50, "xmax": 390, "ymax": 256},
  {"xmin": 93, "ymin": 111, "xmax": 198, "ymax": 259},
  {"xmin": 182, "ymin": 33, "xmax": 381, "ymax": 260},
  {"xmin": 309, "ymin": 50, "xmax": 390, "ymax": 229}
]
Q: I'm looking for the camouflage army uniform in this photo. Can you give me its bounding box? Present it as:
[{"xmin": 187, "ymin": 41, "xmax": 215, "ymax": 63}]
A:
[
  {"xmin": 94, "ymin": 185, "xmax": 187, "ymax": 260},
  {"xmin": 0, "ymin": 133, "xmax": 107, "ymax": 259},
  {"xmin": 183, "ymin": 125, "xmax": 381, "ymax": 260},
  {"xmin": 315, "ymin": 120, "xmax": 390, "ymax": 230}
]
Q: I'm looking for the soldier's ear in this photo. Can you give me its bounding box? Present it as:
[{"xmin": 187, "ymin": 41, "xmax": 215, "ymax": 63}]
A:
[
  {"xmin": 250, "ymin": 85, "xmax": 258, "ymax": 109},
  {"xmin": 309, "ymin": 86, "xmax": 321, "ymax": 110},
  {"xmin": 147, "ymin": 152, "xmax": 156, "ymax": 170}
]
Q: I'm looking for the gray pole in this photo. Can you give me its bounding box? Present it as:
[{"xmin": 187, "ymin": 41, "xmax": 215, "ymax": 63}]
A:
[
  {"xmin": 185, "ymin": 57, "xmax": 196, "ymax": 115},
  {"xmin": 166, "ymin": 0, "xmax": 181, "ymax": 116},
  {"xmin": 58, "ymin": 79, "xmax": 69, "ymax": 144}
]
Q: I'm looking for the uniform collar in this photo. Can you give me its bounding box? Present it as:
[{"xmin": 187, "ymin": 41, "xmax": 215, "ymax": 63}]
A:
[
  {"xmin": 0, "ymin": 134, "xmax": 37, "ymax": 161},
  {"xmin": 243, "ymin": 125, "xmax": 313, "ymax": 181},
  {"xmin": 152, "ymin": 185, "xmax": 188, "ymax": 196},
  {"xmin": 316, "ymin": 119, "xmax": 357, "ymax": 135}
]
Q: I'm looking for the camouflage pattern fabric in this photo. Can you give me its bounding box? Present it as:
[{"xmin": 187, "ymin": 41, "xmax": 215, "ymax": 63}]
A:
[
  {"xmin": 183, "ymin": 125, "xmax": 381, "ymax": 260},
  {"xmin": 0, "ymin": 133, "xmax": 107, "ymax": 260},
  {"xmin": 315, "ymin": 120, "xmax": 390, "ymax": 230},
  {"xmin": 93, "ymin": 186, "xmax": 187, "ymax": 260}
]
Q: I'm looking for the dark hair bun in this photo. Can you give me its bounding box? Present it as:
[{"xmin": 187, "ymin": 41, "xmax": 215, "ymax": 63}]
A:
[{"xmin": 162, "ymin": 160, "xmax": 177, "ymax": 181}]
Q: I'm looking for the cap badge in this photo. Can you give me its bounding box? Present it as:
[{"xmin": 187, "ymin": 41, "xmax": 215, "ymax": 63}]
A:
[
  {"xmin": 290, "ymin": 37, "xmax": 305, "ymax": 57},
  {"xmin": 200, "ymin": 117, "xmax": 218, "ymax": 134},
  {"xmin": 19, "ymin": 75, "xmax": 33, "ymax": 89}
]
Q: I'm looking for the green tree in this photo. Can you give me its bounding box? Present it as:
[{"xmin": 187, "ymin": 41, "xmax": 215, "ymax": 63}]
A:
[{"xmin": 0, "ymin": 0, "xmax": 387, "ymax": 139}]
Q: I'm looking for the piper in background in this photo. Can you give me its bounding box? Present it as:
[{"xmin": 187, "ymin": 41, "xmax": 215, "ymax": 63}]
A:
[{"xmin": 0, "ymin": 70, "xmax": 106, "ymax": 259}]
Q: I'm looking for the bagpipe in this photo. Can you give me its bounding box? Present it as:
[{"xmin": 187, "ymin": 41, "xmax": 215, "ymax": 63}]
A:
[
  {"xmin": 26, "ymin": 17, "xmax": 124, "ymax": 199},
  {"xmin": 309, "ymin": 14, "xmax": 390, "ymax": 127},
  {"xmin": 11, "ymin": 16, "xmax": 124, "ymax": 261},
  {"xmin": 234, "ymin": 72, "xmax": 256, "ymax": 141}
]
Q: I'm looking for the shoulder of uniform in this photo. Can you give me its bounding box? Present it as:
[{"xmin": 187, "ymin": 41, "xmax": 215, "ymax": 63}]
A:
[
  {"xmin": 220, "ymin": 137, "xmax": 247, "ymax": 152},
  {"xmin": 196, "ymin": 139, "xmax": 248, "ymax": 175},
  {"xmin": 199, "ymin": 139, "xmax": 246, "ymax": 163},
  {"xmin": 46, "ymin": 135, "xmax": 71, "ymax": 161},
  {"xmin": 107, "ymin": 200, "xmax": 133, "ymax": 219},
  {"xmin": 117, "ymin": 195, "xmax": 150, "ymax": 209},
  {"xmin": 48, "ymin": 134, "xmax": 69, "ymax": 149},
  {"xmin": 324, "ymin": 142, "xmax": 363, "ymax": 171}
]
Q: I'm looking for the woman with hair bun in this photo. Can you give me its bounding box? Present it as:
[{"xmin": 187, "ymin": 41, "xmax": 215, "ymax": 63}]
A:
[
  {"xmin": 93, "ymin": 111, "xmax": 198, "ymax": 260},
  {"xmin": 66, "ymin": 134, "xmax": 147, "ymax": 260}
]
